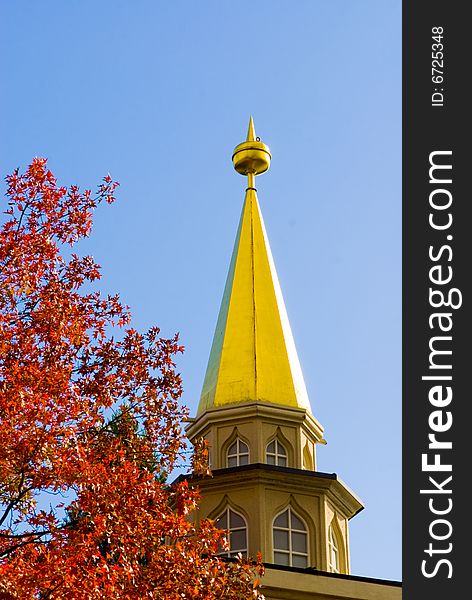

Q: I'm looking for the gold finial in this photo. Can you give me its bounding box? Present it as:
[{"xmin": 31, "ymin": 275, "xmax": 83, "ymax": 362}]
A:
[{"xmin": 232, "ymin": 116, "xmax": 271, "ymax": 189}]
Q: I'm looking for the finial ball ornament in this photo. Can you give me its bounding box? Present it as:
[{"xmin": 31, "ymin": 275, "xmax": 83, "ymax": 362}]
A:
[{"xmin": 232, "ymin": 117, "xmax": 271, "ymax": 176}]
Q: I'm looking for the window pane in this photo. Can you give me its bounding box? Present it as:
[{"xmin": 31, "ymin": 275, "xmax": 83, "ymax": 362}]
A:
[
  {"xmin": 238, "ymin": 440, "xmax": 248, "ymax": 453},
  {"xmin": 274, "ymin": 552, "xmax": 290, "ymax": 566},
  {"xmin": 239, "ymin": 454, "xmax": 249, "ymax": 465},
  {"xmin": 230, "ymin": 529, "xmax": 246, "ymax": 551},
  {"xmin": 267, "ymin": 454, "xmax": 276, "ymax": 465},
  {"xmin": 227, "ymin": 456, "xmax": 237, "ymax": 468},
  {"xmin": 292, "ymin": 554, "xmax": 308, "ymax": 568},
  {"xmin": 291, "ymin": 513, "xmax": 305, "ymax": 531},
  {"xmin": 267, "ymin": 441, "xmax": 275, "ymax": 453},
  {"xmin": 278, "ymin": 442, "xmax": 287, "ymax": 456},
  {"xmin": 292, "ymin": 532, "xmax": 307, "ymax": 553},
  {"xmin": 330, "ymin": 547, "xmax": 338, "ymax": 567},
  {"xmin": 228, "ymin": 442, "xmax": 237, "ymax": 455},
  {"xmin": 273, "ymin": 529, "xmax": 289, "ymax": 550},
  {"xmin": 274, "ymin": 510, "xmax": 288, "ymax": 528},
  {"xmin": 216, "ymin": 512, "xmax": 227, "ymax": 529},
  {"xmin": 230, "ymin": 511, "xmax": 245, "ymax": 528},
  {"xmin": 278, "ymin": 456, "xmax": 287, "ymax": 467},
  {"xmin": 329, "ymin": 528, "xmax": 338, "ymax": 548}
]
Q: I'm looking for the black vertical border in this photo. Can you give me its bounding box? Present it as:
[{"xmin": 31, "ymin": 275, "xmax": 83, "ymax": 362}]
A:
[{"xmin": 403, "ymin": 3, "xmax": 470, "ymax": 598}]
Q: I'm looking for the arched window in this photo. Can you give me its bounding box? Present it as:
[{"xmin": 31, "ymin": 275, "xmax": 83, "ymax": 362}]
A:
[
  {"xmin": 266, "ymin": 439, "xmax": 287, "ymax": 467},
  {"xmin": 273, "ymin": 507, "xmax": 308, "ymax": 567},
  {"xmin": 227, "ymin": 438, "xmax": 249, "ymax": 467},
  {"xmin": 328, "ymin": 525, "xmax": 340, "ymax": 573},
  {"xmin": 216, "ymin": 507, "xmax": 248, "ymax": 557},
  {"xmin": 302, "ymin": 442, "xmax": 313, "ymax": 470}
]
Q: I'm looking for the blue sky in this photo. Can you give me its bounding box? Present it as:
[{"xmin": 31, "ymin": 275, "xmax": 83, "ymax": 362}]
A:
[{"xmin": 1, "ymin": 0, "xmax": 401, "ymax": 581}]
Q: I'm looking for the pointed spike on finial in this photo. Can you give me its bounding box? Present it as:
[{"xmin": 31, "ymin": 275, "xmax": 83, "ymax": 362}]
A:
[{"xmin": 246, "ymin": 116, "xmax": 256, "ymax": 142}]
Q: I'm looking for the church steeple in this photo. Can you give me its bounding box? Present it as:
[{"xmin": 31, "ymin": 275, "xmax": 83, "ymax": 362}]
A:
[
  {"xmin": 198, "ymin": 118, "xmax": 311, "ymax": 415},
  {"xmin": 186, "ymin": 120, "xmax": 364, "ymax": 580}
]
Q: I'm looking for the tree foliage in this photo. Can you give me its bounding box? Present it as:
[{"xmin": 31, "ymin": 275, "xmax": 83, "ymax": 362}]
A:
[{"xmin": 0, "ymin": 159, "xmax": 264, "ymax": 598}]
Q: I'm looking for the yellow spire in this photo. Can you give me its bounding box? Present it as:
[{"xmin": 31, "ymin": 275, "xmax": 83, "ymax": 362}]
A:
[{"xmin": 198, "ymin": 119, "xmax": 311, "ymax": 415}]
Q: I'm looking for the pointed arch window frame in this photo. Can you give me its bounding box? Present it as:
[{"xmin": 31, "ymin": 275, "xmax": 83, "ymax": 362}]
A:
[
  {"xmin": 266, "ymin": 438, "xmax": 288, "ymax": 467},
  {"xmin": 327, "ymin": 517, "xmax": 345, "ymax": 574},
  {"xmin": 272, "ymin": 506, "xmax": 309, "ymax": 568},
  {"xmin": 302, "ymin": 441, "xmax": 314, "ymax": 471},
  {"xmin": 328, "ymin": 524, "xmax": 339, "ymax": 573},
  {"xmin": 226, "ymin": 437, "xmax": 250, "ymax": 468},
  {"xmin": 215, "ymin": 506, "xmax": 248, "ymax": 558}
]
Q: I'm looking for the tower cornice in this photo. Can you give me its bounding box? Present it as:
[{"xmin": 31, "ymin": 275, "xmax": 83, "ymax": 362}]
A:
[
  {"xmin": 174, "ymin": 463, "xmax": 364, "ymax": 521},
  {"xmin": 187, "ymin": 401, "xmax": 325, "ymax": 446}
]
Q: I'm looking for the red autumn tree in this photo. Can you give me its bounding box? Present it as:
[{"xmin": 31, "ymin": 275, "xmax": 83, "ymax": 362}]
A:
[{"xmin": 0, "ymin": 159, "xmax": 264, "ymax": 599}]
